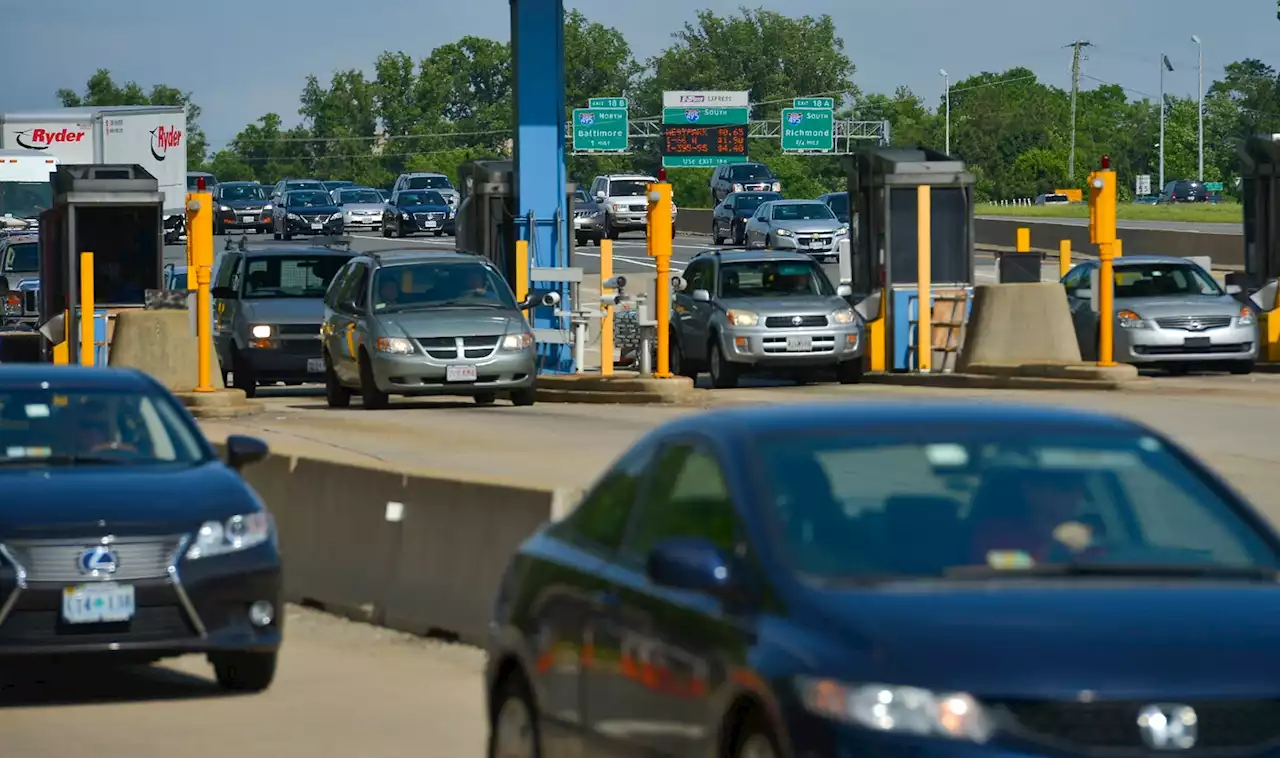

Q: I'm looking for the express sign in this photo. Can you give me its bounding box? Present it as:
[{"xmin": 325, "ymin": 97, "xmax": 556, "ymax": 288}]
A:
[{"xmin": 14, "ymin": 127, "xmax": 87, "ymax": 150}]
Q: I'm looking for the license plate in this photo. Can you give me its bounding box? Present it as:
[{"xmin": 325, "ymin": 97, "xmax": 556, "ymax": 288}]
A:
[
  {"xmin": 786, "ymin": 336, "xmax": 812, "ymax": 352},
  {"xmin": 310, "ymin": 223, "xmax": 323, "ymax": 230},
  {"xmin": 307, "ymin": 358, "xmax": 324, "ymax": 373},
  {"xmin": 242, "ymin": 215, "xmax": 256, "ymax": 223},
  {"xmin": 446, "ymin": 364, "xmax": 477, "ymax": 382},
  {"xmin": 62, "ymin": 583, "xmax": 135, "ymax": 624},
  {"xmin": 1184, "ymin": 337, "xmax": 1211, "ymax": 349},
  {"xmin": 424, "ymin": 220, "xmax": 439, "ymax": 228}
]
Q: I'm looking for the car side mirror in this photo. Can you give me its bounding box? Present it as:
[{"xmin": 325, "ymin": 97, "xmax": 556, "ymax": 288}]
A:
[
  {"xmin": 646, "ymin": 537, "xmax": 736, "ymax": 597},
  {"xmin": 836, "ymin": 283, "xmax": 853, "ymax": 298},
  {"xmin": 340, "ymin": 298, "xmax": 361, "ymax": 313},
  {"xmin": 211, "ymin": 286, "xmax": 236, "ymax": 299},
  {"xmin": 1225, "ymin": 284, "xmax": 1243, "ymax": 295},
  {"xmin": 519, "ymin": 289, "xmax": 561, "ymax": 310},
  {"xmin": 691, "ymin": 289, "xmax": 711, "ymax": 303},
  {"xmin": 595, "ymin": 191, "xmax": 606, "ymax": 202},
  {"xmin": 1073, "ymin": 287, "xmax": 1093, "ymax": 301},
  {"xmin": 225, "ymin": 434, "xmax": 269, "ymax": 470}
]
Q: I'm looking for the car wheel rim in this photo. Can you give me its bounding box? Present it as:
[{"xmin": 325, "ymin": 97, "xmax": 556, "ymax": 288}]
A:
[
  {"xmin": 493, "ymin": 696, "xmax": 536, "ymax": 758},
  {"xmin": 739, "ymin": 734, "xmax": 776, "ymax": 758}
]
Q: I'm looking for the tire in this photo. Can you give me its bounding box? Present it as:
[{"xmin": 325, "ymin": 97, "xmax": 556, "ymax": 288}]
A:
[
  {"xmin": 210, "ymin": 651, "xmax": 277, "ymax": 693},
  {"xmin": 712, "ymin": 221, "xmax": 723, "ymax": 245},
  {"xmin": 324, "ymin": 352, "xmax": 351, "ymax": 408},
  {"xmin": 1229, "ymin": 360, "xmax": 1255, "ymax": 375},
  {"xmin": 214, "ymin": 222, "xmax": 224, "ymax": 236},
  {"xmin": 732, "ymin": 712, "xmax": 781, "ymax": 758},
  {"xmin": 669, "ymin": 330, "xmax": 699, "ymax": 379},
  {"xmin": 576, "ymin": 233, "xmax": 588, "ymax": 247},
  {"xmin": 282, "ymin": 230, "xmax": 293, "ymax": 241},
  {"xmin": 732, "ymin": 222, "xmax": 744, "ymax": 246},
  {"xmin": 388, "ymin": 224, "xmax": 398, "ymax": 238},
  {"xmin": 358, "ymin": 351, "xmax": 390, "ymax": 409},
  {"xmin": 474, "ymin": 392, "xmax": 496, "ymax": 405},
  {"xmin": 487, "ymin": 669, "xmax": 541, "ymax": 758},
  {"xmin": 231, "ymin": 350, "xmax": 256, "ymax": 398},
  {"xmin": 510, "ymin": 386, "xmax": 537, "ymax": 407},
  {"xmin": 381, "ymin": 225, "xmax": 391, "ymax": 238},
  {"xmin": 604, "ymin": 215, "xmax": 618, "ymax": 240},
  {"xmin": 272, "ymin": 230, "xmax": 281, "ymax": 240},
  {"xmin": 708, "ymin": 337, "xmax": 740, "ymax": 389},
  {"xmin": 764, "ymin": 234, "xmax": 773, "ymax": 249},
  {"xmin": 836, "ymin": 359, "xmax": 864, "ymax": 384},
  {"xmin": 434, "ymin": 229, "xmax": 443, "ymax": 237}
]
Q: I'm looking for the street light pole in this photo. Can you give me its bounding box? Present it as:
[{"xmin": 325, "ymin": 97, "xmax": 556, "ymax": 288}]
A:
[
  {"xmin": 940, "ymin": 69, "xmax": 950, "ymax": 155},
  {"xmin": 1192, "ymin": 35, "xmax": 1204, "ymax": 181},
  {"xmin": 1159, "ymin": 53, "xmax": 1174, "ymax": 191}
]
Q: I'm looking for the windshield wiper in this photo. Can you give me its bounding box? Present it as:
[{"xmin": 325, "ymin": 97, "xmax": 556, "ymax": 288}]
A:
[
  {"xmin": 0, "ymin": 454, "xmax": 133, "ymax": 467},
  {"xmin": 944, "ymin": 563, "xmax": 1279, "ymax": 581},
  {"xmin": 427, "ymin": 299, "xmax": 503, "ymax": 308}
]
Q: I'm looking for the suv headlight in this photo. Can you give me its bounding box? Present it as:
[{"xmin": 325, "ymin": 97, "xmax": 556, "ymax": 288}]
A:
[
  {"xmin": 250, "ymin": 324, "xmax": 272, "ymax": 339},
  {"xmin": 376, "ymin": 337, "xmax": 414, "ymax": 354},
  {"xmin": 287, "ymin": 212, "xmax": 300, "ymax": 221},
  {"xmin": 186, "ymin": 512, "xmax": 273, "ymax": 559},
  {"xmin": 1117, "ymin": 309, "xmax": 1148, "ymax": 329},
  {"xmin": 832, "ymin": 308, "xmax": 856, "ymax": 325},
  {"xmin": 836, "ymin": 225, "xmax": 849, "ymax": 236},
  {"xmin": 726, "ymin": 309, "xmax": 758, "ymax": 327},
  {"xmin": 796, "ymin": 678, "xmax": 993, "ymax": 743},
  {"xmin": 501, "ymin": 332, "xmax": 534, "ymax": 350},
  {"xmin": 776, "ymin": 228, "xmax": 793, "ymax": 237},
  {"xmin": 219, "ymin": 205, "xmax": 231, "ymax": 212},
  {"xmin": 1237, "ymin": 306, "xmax": 1255, "ymax": 326},
  {"xmin": 263, "ymin": 203, "xmax": 273, "ymax": 210}
]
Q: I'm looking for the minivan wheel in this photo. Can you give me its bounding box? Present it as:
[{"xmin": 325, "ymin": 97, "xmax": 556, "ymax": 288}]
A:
[
  {"xmin": 231, "ymin": 351, "xmax": 256, "ymax": 398},
  {"xmin": 358, "ymin": 352, "xmax": 390, "ymax": 409},
  {"xmin": 510, "ymin": 387, "xmax": 537, "ymax": 407},
  {"xmin": 324, "ymin": 352, "xmax": 351, "ymax": 408},
  {"xmin": 488, "ymin": 671, "xmax": 541, "ymax": 758}
]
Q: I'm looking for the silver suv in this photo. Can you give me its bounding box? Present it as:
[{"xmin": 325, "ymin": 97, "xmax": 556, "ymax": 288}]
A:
[
  {"xmin": 320, "ymin": 250, "xmax": 557, "ymax": 409},
  {"xmin": 588, "ymin": 173, "xmax": 678, "ymax": 239},
  {"xmin": 392, "ymin": 172, "xmax": 459, "ymax": 211},
  {"xmin": 669, "ymin": 249, "xmax": 864, "ymax": 387}
]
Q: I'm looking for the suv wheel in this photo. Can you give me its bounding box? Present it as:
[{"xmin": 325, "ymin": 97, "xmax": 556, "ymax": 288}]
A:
[
  {"xmin": 324, "ymin": 352, "xmax": 351, "ymax": 408},
  {"xmin": 358, "ymin": 351, "xmax": 390, "ymax": 409},
  {"xmin": 604, "ymin": 214, "xmax": 618, "ymax": 240},
  {"xmin": 836, "ymin": 359, "xmax": 865, "ymax": 384},
  {"xmin": 670, "ymin": 330, "xmax": 699, "ymax": 379},
  {"xmin": 712, "ymin": 220, "xmax": 723, "ymax": 245},
  {"xmin": 708, "ymin": 338, "xmax": 740, "ymax": 389}
]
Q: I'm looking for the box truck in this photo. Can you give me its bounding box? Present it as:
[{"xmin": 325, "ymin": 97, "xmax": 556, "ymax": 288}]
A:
[
  {"xmin": 0, "ymin": 150, "xmax": 58, "ymax": 231},
  {"xmin": 0, "ymin": 105, "xmax": 187, "ymax": 216}
]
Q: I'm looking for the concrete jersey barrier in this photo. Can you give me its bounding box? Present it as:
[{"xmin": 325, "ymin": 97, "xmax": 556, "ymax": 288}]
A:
[{"xmin": 213, "ymin": 442, "xmax": 580, "ymax": 644}]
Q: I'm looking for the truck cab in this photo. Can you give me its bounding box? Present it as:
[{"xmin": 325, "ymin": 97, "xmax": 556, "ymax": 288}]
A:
[{"xmin": 0, "ymin": 150, "xmax": 57, "ymax": 233}]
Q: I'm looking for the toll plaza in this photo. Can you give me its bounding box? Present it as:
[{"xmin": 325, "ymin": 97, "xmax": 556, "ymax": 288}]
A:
[
  {"xmin": 844, "ymin": 147, "xmax": 976, "ymax": 372},
  {"xmin": 1238, "ymin": 134, "xmax": 1280, "ymax": 362}
]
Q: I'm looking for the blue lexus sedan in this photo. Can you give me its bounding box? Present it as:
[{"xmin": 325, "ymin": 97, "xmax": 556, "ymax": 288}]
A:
[{"xmin": 486, "ymin": 402, "xmax": 1280, "ymax": 758}]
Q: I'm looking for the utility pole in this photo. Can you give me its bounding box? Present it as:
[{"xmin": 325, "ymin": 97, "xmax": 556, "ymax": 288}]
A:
[
  {"xmin": 1067, "ymin": 40, "xmax": 1092, "ymax": 181},
  {"xmin": 1160, "ymin": 54, "xmax": 1174, "ymax": 191}
]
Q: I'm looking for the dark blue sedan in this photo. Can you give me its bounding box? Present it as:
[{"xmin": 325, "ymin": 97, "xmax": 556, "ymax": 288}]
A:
[
  {"xmin": 486, "ymin": 402, "xmax": 1280, "ymax": 758},
  {"xmin": 382, "ymin": 189, "xmax": 454, "ymax": 238}
]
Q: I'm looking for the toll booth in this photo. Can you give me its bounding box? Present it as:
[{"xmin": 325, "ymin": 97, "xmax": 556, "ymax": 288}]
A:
[
  {"xmin": 1239, "ymin": 135, "xmax": 1280, "ymax": 361},
  {"xmin": 456, "ymin": 159, "xmax": 518, "ymax": 280},
  {"xmin": 844, "ymin": 147, "xmax": 976, "ymax": 372},
  {"xmin": 38, "ymin": 164, "xmax": 165, "ymax": 363}
]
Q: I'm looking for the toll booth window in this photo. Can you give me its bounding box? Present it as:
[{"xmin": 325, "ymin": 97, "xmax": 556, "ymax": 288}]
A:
[
  {"xmin": 1113, "ymin": 264, "xmax": 1221, "ymax": 298},
  {"xmin": 772, "ymin": 203, "xmax": 835, "ymax": 221},
  {"xmin": 718, "ymin": 261, "xmax": 835, "ymax": 298},
  {"xmin": 4, "ymin": 242, "xmax": 38, "ymax": 273},
  {"xmin": 242, "ymin": 255, "xmax": 351, "ymax": 299}
]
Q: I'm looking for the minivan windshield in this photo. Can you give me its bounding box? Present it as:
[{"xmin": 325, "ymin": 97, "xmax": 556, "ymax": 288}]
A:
[
  {"xmin": 372, "ymin": 261, "xmax": 517, "ymax": 312},
  {"xmin": 242, "ymin": 254, "xmax": 351, "ymax": 299},
  {"xmin": 756, "ymin": 430, "xmax": 1277, "ymax": 578}
]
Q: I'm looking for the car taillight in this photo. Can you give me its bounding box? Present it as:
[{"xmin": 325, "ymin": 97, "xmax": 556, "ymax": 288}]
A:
[{"xmin": 4, "ymin": 293, "xmax": 19, "ymax": 308}]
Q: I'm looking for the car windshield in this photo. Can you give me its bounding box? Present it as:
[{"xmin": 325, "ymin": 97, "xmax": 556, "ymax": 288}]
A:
[
  {"xmin": 242, "ymin": 254, "xmax": 351, "ymax": 299},
  {"xmin": 730, "ymin": 165, "xmax": 773, "ymax": 180},
  {"xmin": 398, "ymin": 191, "xmax": 445, "ymax": 206},
  {"xmin": 339, "ymin": 189, "xmax": 383, "ymax": 204},
  {"xmin": 0, "ymin": 181, "xmax": 52, "ymax": 219},
  {"xmin": 609, "ymin": 180, "xmax": 650, "ymax": 197},
  {"xmin": 731, "ymin": 193, "xmax": 780, "ymax": 212},
  {"xmin": 406, "ymin": 176, "xmax": 452, "ymax": 190},
  {"xmin": 285, "ymin": 182, "xmax": 323, "ymax": 193},
  {"xmin": 323, "ymin": 181, "xmax": 353, "ymax": 191},
  {"xmin": 0, "ymin": 388, "xmax": 208, "ymax": 466},
  {"xmin": 719, "ymin": 260, "xmax": 835, "ymax": 297},
  {"xmin": 1114, "ymin": 263, "xmax": 1221, "ymax": 298},
  {"xmin": 755, "ymin": 429, "xmax": 1277, "ymax": 578},
  {"xmin": 825, "ymin": 193, "xmax": 849, "ymax": 215},
  {"xmin": 5, "ymin": 241, "xmax": 38, "ymax": 273},
  {"xmin": 286, "ymin": 191, "xmax": 332, "ymax": 207},
  {"xmin": 372, "ymin": 261, "xmax": 517, "ymax": 312},
  {"xmin": 575, "ymin": 189, "xmax": 589, "ymax": 203},
  {"xmin": 220, "ymin": 184, "xmax": 266, "ymax": 202},
  {"xmin": 772, "ymin": 203, "xmax": 836, "ymax": 221}
]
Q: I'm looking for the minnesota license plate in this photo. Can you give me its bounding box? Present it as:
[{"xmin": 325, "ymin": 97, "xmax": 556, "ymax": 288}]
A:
[
  {"xmin": 307, "ymin": 358, "xmax": 324, "ymax": 373},
  {"xmin": 63, "ymin": 583, "xmax": 135, "ymax": 624},
  {"xmin": 786, "ymin": 336, "xmax": 812, "ymax": 352},
  {"xmin": 310, "ymin": 223, "xmax": 323, "ymax": 230},
  {"xmin": 446, "ymin": 364, "xmax": 477, "ymax": 382},
  {"xmin": 1184, "ymin": 337, "xmax": 1211, "ymax": 349}
]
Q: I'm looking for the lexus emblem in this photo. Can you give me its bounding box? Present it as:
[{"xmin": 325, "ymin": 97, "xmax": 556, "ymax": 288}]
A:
[
  {"xmin": 791, "ymin": 316, "xmax": 804, "ymax": 326},
  {"xmin": 78, "ymin": 546, "xmax": 118, "ymax": 576},
  {"xmin": 1187, "ymin": 319, "xmax": 1203, "ymax": 331},
  {"xmin": 1137, "ymin": 704, "xmax": 1198, "ymax": 750}
]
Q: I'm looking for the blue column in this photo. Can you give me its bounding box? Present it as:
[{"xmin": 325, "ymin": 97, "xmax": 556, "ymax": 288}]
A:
[{"xmin": 510, "ymin": 0, "xmax": 572, "ymax": 373}]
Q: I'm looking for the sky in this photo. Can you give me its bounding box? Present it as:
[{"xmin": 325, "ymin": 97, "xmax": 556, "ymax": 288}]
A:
[{"xmin": 2, "ymin": 0, "xmax": 1276, "ymax": 150}]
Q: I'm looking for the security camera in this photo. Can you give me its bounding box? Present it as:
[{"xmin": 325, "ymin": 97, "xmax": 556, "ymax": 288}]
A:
[
  {"xmin": 601, "ymin": 293, "xmax": 630, "ymax": 305},
  {"xmin": 648, "ymin": 190, "xmax": 661, "ymax": 203},
  {"xmin": 540, "ymin": 291, "xmax": 561, "ymax": 307},
  {"xmin": 602, "ymin": 275, "xmax": 627, "ymax": 289}
]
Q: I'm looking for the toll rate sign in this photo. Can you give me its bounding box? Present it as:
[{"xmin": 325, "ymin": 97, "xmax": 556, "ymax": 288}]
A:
[{"xmin": 661, "ymin": 91, "xmax": 750, "ymax": 168}]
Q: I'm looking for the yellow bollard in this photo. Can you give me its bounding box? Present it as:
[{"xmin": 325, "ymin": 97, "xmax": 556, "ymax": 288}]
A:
[
  {"xmin": 515, "ymin": 239, "xmax": 529, "ymax": 304},
  {"xmin": 185, "ymin": 187, "xmax": 213, "ymax": 291},
  {"xmin": 647, "ymin": 182, "xmax": 673, "ymax": 378},
  {"xmin": 79, "ymin": 252, "xmax": 94, "ymax": 366},
  {"xmin": 195, "ymin": 264, "xmax": 214, "ymax": 392},
  {"xmin": 1016, "ymin": 227, "xmax": 1030, "ymax": 253},
  {"xmin": 1088, "ymin": 162, "xmax": 1117, "ymax": 367},
  {"xmin": 1098, "ymin": 242, "xmax": 1117, "ymax": 366},
  {"xmin": 599, "ymin": 239, "xmax": 614, "ymax": 376},
  {"xmin": 916, "ymin": 187, "xmax": 932, "ymax": 373},
  {"xmin": 1058, "ymin": 239, "xmax": 1071, "ymax": 278},
  {"xmin": 52, "ymin": 311, "xmax": 69, "ymax": 364},
  {"xmin": 1114, "ymin": 238, "xmax": 1122, "ymax": 258}
]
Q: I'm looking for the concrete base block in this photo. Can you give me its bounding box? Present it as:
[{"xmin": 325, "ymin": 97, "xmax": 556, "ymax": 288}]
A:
[
  {"xmin": 175, "ymin": 389, "xmax": 263, "ymax": 418},
  {"xmin": 866, "ymin": 365, "xmax": 1149, "ymax": 391},
  {"xmin": 108, "ymin": 310, "xmax": 226, "ymax": 391},
  {"xmin": 535, "ymin": 372, "xmax": 696, "ymax": 404}
]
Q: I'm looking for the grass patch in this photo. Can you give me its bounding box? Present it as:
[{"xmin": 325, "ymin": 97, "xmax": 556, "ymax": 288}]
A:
[{"xmin": 977, "ymin": 202, "xmax": 1241, "ymax": 224}]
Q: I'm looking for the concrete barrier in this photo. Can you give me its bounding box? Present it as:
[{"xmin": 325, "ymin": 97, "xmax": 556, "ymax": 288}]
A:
[
  {"xmin": 957, "ymin": 282, "xmax": 1081, "ymax": 369},
  {"xmin": 213, "ymin": 442, "xmax": 580, "ymax": 645},
  {"xmin": 109, "ymin": 310, "xmax": 226, "ymax": 390}
]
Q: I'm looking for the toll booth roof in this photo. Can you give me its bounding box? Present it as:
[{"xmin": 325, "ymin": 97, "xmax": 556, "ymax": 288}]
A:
[
  {"xmin": 848, "ymin": 146, "xmax": 974, "ymax": 185},
  {"xmin": 52, "ymin": 164, "xmax": 162, "ymax": 203}
]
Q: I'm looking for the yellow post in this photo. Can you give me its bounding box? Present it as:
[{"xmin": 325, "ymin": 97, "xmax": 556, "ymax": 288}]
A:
[
  {"xmin": 1088, "ymin": 163, "xmax": 1117, "ymax": 367},
  {"xmin": 1114, "ymin": 238, "xmax": 1122, "ymax": 258},
  {"xmin": 1098, "ymin": 243, "xmax": 1117, "ymax": 366},
  {"xmin": 1015, "ymin": 227, "xmax": 1030, "ymax": 253},
  {"xmin": 195, "ymin": 264, "xmax": 214, "ymax": 391},
  {"xmin": 79, "ymin": 252, "xmax": 94, "ymax": 366},
  {"xmin": 185, "ymin": 189, "xmax": 212, "ymax": 290},
  {"xmin": 647, "ymin": 182, "xmax": 673, "ymax": 378},
  {"xmin": 916, "ymin": 186, "xmax": 932, "ymax": 373},
  {"xmin": 53, "ymin": 311, "xmax": 69, "ymax": 364},
  {"xmin": 599, "ymin": 239, "xmax": 614, "ymax": 376},
  {"xmin": 514, "ymin": 239, "xmax": 530, "ymax": 304},
  {"xmin": 1058, "ymin": 239, "xmax": 1071, "ymax": 278}
]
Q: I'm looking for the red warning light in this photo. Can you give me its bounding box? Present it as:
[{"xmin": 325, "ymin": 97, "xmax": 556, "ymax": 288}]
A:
[
  {"xmin": 1100, "ymin": 155, "xmax": 1110, "ymax": 169},
  {"xmin": 657, "ymin": 168, "xmax": 667, "ymax": 182},
  {"xmin": 197, "ymin": 176, "xmax": 206, "ymax": 190}
]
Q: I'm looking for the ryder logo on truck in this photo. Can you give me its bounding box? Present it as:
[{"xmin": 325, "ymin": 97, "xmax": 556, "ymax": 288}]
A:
[
  {"xmin": 14, "ymin": 127, "xmax": 87, "ymax": 150},
  {"xmin": 150, "ymin": 125, "xmax": 183, "ymax": 161}
]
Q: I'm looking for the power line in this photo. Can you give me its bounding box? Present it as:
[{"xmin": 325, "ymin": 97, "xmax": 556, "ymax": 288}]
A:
[{"xmin": 226, "ymin": 126, "xmax": 511, "ymax": 146}]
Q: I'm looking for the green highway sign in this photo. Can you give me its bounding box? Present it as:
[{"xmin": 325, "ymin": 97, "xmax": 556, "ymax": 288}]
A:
[
  {"xmin": 661, "ymin": 104, "xmax": 750, "ymax": 168},
  {"xmin": 781, "ymin": 108, "xmax": 834, "ymax": 152},
  {"xmin": 793, "ymin": 97, "xmax": 834, "ymax": 109},
  {"xmin": 1205, "ymin": 181, "xmax": 1224, "ymax": 191},
  {"xmin": 572, "ymin": 106, "xmax": 628, "ymax": 152},
  {"xmin": 588, "ymin": 97, "xmax": 628, "ymax": 109},
  {"xmin": 661, "ymin": 107, "xmax": 750, "ymax": 125}
]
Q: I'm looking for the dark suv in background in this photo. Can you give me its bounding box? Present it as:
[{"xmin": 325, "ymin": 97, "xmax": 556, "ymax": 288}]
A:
[
  {"xmin": 1158, "ymin": 179, "xmax": 1208, "ymax": 203},
  {"xmin": 710, "ymin": 162, "xmax": 781, "ymax": 206}
]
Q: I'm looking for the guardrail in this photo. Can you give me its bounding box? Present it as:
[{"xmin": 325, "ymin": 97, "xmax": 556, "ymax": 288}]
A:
[{"xmin": 671, "ymin": 210, "xmax": 1243, "ymax": 269}]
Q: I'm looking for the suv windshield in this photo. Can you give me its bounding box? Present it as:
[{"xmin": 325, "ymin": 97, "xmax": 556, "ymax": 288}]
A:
[
  {"xmin": 285, "ymin": 191, "xmax": 332, "ymax": 207},
  {"xmin": 1114, "ymin": 263, "xmax": 1221, "ymax": 298},
  {"xmin": 339, "ymin": 189, "xmax": 384, "ymax": 204},
  {"xmin": 372, "ymin": 261, "xmax": 517, "ymax": 312},
  {"xmin": 242, "ymin": 254, "xmax": 351, "ymax": 299},
  {"xmin": 825, "ymin": 193, "xmax": 849, "ymax": 215},
  {"xmin": 219, "ymin": 184, "xmax": 266, "ymax": 202},
  {"xmin": 406, "ymin": 176, "xmax": 452, "ymax": 190},
  {"xmin": 0, "ymin": 388, "xmax": 208, "ymax": 466},
  {"xmin": 756, "ymin": 430, "xmax": 1277, "ymax": 578},
  {"xmin": 397, "ymin": 191, "xmax": 445, "ymax": 206},
  {"xmin": 730, "ymin": 165, "xmax": 773, "ymax": 180},
  {"xmin": 609, "ymin": 180, "xmax": 650, "ymax": 197},
  {"xmin": 772, "ymin": 203, "xmax": 835, "ymax": 221},
  {"xmin": 719, "ymin": 260, "xmax": 835, "ymax": 297},
  {"xmin": 731, "ymin": 193, "xmax": 780, "ymax": 212},
  {"xmin": 4, "ymin": 241, "xmax": 38, "ymax": 273},
  {"xmin": 285, "ymin": 181, "xmax": 324, "ymax": 193}
]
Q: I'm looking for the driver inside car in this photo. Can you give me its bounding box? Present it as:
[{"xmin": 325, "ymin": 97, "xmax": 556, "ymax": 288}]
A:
[
  {"xmin": 70, "ymin": 397, "xmax": 128, "ymax": 454},
  {"xmin": 968, "ymin": 469, "xmax": 1095, "ymax": 564}
]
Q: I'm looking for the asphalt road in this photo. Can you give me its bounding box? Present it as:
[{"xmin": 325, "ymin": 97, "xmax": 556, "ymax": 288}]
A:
[{"xmin": 979, "ymin": 215, "xmax": 1240, "ymax": 235}]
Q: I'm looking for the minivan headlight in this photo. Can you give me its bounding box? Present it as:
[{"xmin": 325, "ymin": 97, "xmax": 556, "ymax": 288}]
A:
[
  {"xmin": 501, "ymin": 333, "xmax": 534, "ymax": 350},
  {"xmin": 186, "ymin": 512, "xmax": 273, "ymax": 559},
  {"xmin": 796, "ymin": 678, "xmax": 993, "ymax": 742},
  {"xmin": 250, "ymin": 324, "xmax": 272, "ymax": 339}
]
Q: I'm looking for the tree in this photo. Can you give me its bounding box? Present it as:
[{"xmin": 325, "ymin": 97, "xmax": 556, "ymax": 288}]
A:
[
  {"xmin": 56, "ymin": 69, "xmax": 209, "ymax": 168},
  {"xmin": 564, "ymin": 9, "xmax": 642, "ymax": 112}
]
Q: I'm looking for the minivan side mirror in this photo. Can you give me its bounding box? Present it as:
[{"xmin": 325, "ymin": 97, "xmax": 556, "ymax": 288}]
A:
[
  {"xmin": 224, "ymin": 434, "xmax": 269, "ymax": 470},
  {"xmin": 691, "ymin": 289, "xmax": 711, "ymax": 302},
  {"xmin": 211, "ymin": 286, "xmax": 236, "ymax": 299},
  {"xmin": 646, "ymin": 537, "xmax": 736, "ymax": 597}
]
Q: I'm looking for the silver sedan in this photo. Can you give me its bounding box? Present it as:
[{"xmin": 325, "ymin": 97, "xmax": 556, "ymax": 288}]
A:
[
  {"xmin": 1062, "ymin": 255, "xmax": 1258, "ymax": 374},
  {"xmin": 744, "ymin": 200, "xmax": 849, "ymax": 260}
]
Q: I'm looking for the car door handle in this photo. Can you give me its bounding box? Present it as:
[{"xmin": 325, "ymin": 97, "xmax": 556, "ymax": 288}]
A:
[{"xmin": 594, "ymin": 589, "xmax": 620, "ymax": 608}]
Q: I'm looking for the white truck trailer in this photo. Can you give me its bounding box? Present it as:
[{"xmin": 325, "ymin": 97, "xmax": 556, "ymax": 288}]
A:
[
  {"xmin": 0, "ymin": 150, "xmax": 58, "ymax": 231},
  {"xmin": 0, "ymin": 105, "xmax": 187, "ymax": 216}
]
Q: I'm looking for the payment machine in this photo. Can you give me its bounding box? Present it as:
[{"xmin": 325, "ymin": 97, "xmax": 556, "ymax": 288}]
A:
[
  {"xmin": 844, "ymin": 147, "xmax": 977, "ymax": 371},
  {"xmin": 1238, "ymin": 135, "xmax": 1280, "ymax": 360}
]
